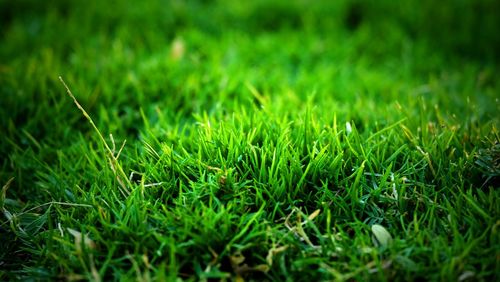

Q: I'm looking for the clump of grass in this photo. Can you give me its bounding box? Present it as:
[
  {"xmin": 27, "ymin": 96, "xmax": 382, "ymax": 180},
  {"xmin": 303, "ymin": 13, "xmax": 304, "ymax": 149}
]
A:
[{"xmin": 475, "ymin": 134, "xmax": 500, "ymax": 187}]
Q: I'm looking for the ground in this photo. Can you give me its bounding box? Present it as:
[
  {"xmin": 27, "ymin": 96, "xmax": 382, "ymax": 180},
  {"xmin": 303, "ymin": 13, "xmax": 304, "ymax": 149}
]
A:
[{"xmin": 1, "ymin": 0, "xmax": 499, "ymax": 281}]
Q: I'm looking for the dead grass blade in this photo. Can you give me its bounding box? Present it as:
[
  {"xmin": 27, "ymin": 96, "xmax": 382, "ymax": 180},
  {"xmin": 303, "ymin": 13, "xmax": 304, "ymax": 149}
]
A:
[{"xmin": 59, "ymin": 76, "xmax": 131, "ymax": 196}]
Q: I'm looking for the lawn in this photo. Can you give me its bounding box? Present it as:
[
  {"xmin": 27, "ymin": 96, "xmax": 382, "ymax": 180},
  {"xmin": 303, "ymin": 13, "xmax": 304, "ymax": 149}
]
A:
[{"xmin": 1, "ymin": 0, "xmax": 499, "ymax": 281}]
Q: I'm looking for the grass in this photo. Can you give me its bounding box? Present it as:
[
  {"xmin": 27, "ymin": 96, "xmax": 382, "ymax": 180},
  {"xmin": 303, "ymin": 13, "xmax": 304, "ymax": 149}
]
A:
[{"xmin": 1, "ymin": 0, "xmax": 499, "ymax": 280}]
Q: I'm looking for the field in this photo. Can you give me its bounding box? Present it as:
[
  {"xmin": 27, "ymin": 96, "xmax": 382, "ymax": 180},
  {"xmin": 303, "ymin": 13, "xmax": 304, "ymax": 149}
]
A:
[{"xmin": 1, "ymin": 0, "xmax": 499, "ymax": 280}]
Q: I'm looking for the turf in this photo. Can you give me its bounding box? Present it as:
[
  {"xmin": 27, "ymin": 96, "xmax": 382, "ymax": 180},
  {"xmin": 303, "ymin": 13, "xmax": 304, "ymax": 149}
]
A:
[{"xmin": 1, "ymin": 0, "xmax": 499, "ymax": 281}]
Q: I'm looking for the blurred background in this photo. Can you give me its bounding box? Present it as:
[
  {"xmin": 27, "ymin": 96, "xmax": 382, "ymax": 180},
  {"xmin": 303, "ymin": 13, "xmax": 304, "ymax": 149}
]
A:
[
  {"xmin": 1, "ymin": 0, "xmax": 499, "ymax": 183},
  {"xmin": 2, "ymin": 0, "xmax": 500, "ymax": 58}
]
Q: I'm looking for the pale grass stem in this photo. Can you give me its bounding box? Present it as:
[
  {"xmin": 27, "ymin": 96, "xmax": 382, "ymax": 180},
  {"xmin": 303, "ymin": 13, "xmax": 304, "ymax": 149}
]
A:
[{"xmin": 59, "ymin": 76, "xmax": 131, "ymax": 196}]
